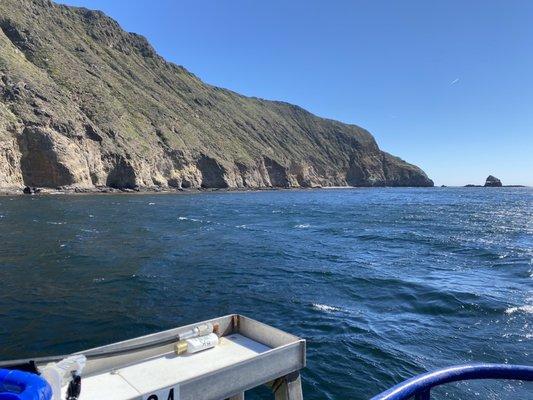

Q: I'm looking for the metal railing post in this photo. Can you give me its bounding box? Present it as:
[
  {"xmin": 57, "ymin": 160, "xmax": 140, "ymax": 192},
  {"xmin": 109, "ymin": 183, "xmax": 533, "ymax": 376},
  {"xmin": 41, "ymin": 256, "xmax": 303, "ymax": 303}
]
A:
[{"xmin": 271, "ymin": 371, "xmax": 303, "ymax": 400}]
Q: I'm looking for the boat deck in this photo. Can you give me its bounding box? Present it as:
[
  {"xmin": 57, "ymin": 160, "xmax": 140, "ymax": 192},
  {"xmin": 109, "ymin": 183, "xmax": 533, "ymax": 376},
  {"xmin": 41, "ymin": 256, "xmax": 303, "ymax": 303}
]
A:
[
  {"xmin": 0, "ymin": 315, "xmax": 305, "ymax": 399},
  {"xmin": 63, "ymin": 334, "xmax": 270, "ymax": 399}
]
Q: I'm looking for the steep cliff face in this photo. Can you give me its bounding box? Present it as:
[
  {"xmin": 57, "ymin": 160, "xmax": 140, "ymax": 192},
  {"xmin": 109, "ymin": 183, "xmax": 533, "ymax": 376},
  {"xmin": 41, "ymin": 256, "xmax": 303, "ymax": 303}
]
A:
[{"xmin": 0, "ymin": 0, "xmax": 433, "ymax": 192}]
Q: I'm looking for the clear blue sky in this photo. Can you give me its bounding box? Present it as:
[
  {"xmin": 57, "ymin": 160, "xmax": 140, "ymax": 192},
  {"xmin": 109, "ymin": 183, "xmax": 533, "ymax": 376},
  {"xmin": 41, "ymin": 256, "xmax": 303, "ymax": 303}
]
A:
[{"xmin": 59, "ymin": 0, "xmax": 532, "ymax": 186}]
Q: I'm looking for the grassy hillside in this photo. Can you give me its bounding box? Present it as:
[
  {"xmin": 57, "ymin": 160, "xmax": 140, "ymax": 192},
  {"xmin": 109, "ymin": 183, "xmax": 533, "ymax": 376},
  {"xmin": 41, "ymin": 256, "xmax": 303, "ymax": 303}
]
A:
[{"xmin": 0, "ymin": 0, "xmax": 433, "ymax": 191}]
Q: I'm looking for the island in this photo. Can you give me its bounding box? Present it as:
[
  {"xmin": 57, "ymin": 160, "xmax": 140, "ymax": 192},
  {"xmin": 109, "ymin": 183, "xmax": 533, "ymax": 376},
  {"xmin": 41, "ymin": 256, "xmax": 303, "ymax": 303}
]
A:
[{"xmin": 464, "ymin": 175, "xmax": 526, "ymax": 188}]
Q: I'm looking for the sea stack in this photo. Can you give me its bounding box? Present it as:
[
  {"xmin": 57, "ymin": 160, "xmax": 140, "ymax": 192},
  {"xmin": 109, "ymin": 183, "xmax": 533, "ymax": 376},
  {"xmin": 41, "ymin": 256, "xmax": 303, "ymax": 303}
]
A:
[{"xmin": 484, "ymin": 175, "xmax": 502, "ymax": 187}]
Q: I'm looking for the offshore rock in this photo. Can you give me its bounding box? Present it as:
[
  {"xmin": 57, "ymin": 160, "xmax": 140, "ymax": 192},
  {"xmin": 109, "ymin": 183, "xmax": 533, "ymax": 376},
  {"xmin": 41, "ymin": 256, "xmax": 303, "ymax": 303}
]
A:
[
  {"xmin": 0, "ymin": 0, "xmax": 433, "ymax": 192},
  {"xmin": 484, "ymin": 175, "xmax": 502, "ymax": 187},
  {"xmin": 23, "ymin": 185, "xmax": 40, "ymax": 195}
]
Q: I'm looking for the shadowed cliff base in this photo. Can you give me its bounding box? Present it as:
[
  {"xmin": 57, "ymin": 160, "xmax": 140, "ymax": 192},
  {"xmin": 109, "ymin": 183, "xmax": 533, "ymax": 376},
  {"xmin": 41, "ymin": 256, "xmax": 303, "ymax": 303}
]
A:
[{"xmin": 0, "ymin": 0, "xmax": 433, "ymax": 192}]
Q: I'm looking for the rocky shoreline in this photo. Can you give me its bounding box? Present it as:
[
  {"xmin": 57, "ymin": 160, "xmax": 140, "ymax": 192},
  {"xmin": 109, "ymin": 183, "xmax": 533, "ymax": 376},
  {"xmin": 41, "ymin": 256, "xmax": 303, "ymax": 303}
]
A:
[
  {"xmin": 0, "ymin": 183, "xmax": 438, "ymax": 197},
  {"xmin": 0, "ymin": 185, "xmax": 240, "ymax": 197},
  {"xmin": 2, "ymin": 181, "xmax": 528, "ymax": 196}
]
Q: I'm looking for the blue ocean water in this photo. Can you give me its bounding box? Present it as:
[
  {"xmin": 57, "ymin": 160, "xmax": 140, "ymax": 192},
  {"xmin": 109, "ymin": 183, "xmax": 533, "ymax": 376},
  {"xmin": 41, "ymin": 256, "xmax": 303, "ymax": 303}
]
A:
[{"xmin": 0, "ymin": 188, "xmax": 531, "ymax": 399}]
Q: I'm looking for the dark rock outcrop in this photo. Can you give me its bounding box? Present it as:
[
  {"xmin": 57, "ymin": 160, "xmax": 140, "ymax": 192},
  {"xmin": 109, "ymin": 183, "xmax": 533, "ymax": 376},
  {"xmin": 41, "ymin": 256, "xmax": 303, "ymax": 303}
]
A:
[
  {"xmin": 197, "ymin": 155, "xmax": 229, "ymax": 189},
  {"xmin": 0, "ymin": 0, "xmax": 433, "ymax": 192},
  {"xmin": 23, "ymin": 186, "xmax": 40, "ymax": 195},
  {"xmin": 484, "ymin": 175, "xmax": 502, "ymax": 187}
]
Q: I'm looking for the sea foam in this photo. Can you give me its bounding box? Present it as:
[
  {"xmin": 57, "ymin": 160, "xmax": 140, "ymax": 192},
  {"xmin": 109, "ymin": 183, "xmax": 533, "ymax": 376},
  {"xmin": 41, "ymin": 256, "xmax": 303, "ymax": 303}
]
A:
[
  {"xmin": 505, "ymin": 305, "xmax": 533, "ymax": 315},
  {"xmin": 312, "ymin": 303, "xmax": 341, "ymax": 313}
]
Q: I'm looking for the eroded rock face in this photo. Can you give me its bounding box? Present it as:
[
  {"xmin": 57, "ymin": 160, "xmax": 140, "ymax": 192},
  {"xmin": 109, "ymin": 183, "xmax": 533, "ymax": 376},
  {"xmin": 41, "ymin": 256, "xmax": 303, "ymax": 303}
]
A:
[
  {"xmin": 0, "ymin": 104, "xmax": 23, "ymax": 188},
  {"xmin": 0, "ymin": 0, "xmax": 433, "ymax": 192},
  {"xmin": 262, "ymin": 157, "xmax": 290, "ymax": 188},
  {"xmin": 197, "ymin": 155, "xmax": 229, "ymax": 189},
  {"xmin": 105, "ymin": 156, "xmax": 136, "ymax": 189},
  {"xmin": 18, "ymin": 127, "xmax": 94, "ymax": 187},
  {"xmin": 0, "ymin": 136, "xmax": 23, "ymax": 187}
]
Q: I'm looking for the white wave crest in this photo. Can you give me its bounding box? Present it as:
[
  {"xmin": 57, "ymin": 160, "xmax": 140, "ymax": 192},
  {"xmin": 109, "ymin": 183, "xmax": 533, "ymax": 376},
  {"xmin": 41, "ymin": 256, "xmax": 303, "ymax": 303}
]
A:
[
  {"xmin": 505, "ymin": 305, "xmax": 533, "ymax": 315},
  {"xmin": 178, "ymin": 216, "xmax": 201, "ymax": 222},
  {"xmin": 295, "ymin": 224, "xmax": 310, "ymax": 229},
  {"xmin": 312, "ymin": 303, "xmax": 341, "ymax": 313}
]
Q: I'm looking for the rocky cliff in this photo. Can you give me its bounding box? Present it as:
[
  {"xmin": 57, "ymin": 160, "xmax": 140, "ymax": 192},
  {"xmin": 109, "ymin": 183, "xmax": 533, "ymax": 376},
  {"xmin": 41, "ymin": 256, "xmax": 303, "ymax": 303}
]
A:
[{"xmin": 0, "ymin": 0, "xmax": 433, "ymax": 192}]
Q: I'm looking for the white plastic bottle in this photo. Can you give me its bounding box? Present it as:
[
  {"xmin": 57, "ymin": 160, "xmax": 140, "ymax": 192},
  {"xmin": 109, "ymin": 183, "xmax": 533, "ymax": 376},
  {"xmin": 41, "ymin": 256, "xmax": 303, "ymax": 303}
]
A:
[
  {"xmin": 178, "ymin": 322, "xmax": 214, "ymax": 340},
  {"xmin": 39, "ymin": 355, "xmax": 86, "ymax": 400},
  {"xmin": 175, "ymin": 333, "xmax": 219, "ymax": 355}
]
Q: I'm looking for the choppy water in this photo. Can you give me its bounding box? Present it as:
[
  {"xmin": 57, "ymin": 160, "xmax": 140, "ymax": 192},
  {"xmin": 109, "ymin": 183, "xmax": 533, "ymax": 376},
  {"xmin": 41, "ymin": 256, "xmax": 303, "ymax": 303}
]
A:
[{"xmin": 0, "ymin": 188, "xmax": 531, "ymax": 399}]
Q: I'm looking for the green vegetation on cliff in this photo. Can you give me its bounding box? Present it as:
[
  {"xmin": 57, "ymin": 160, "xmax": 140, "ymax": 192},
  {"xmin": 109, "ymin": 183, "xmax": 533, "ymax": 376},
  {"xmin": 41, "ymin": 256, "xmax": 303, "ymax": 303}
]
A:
[{"xmin": 0, "ymin": 0, "xmax": 433, "ymax": 191}]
